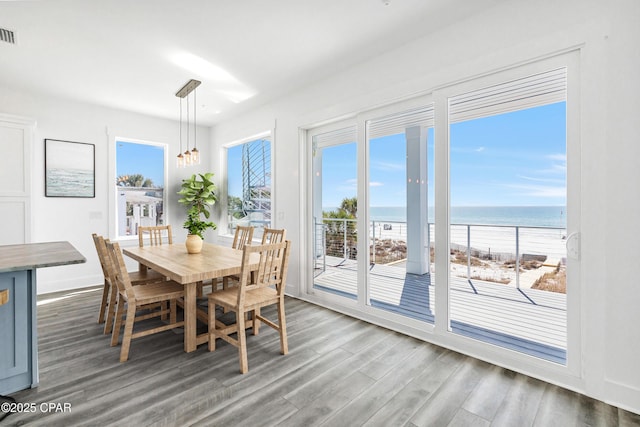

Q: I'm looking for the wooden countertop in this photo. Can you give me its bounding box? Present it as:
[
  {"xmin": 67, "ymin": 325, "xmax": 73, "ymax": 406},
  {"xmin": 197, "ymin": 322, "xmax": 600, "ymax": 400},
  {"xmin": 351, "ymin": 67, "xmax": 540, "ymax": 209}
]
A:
[{"xmin": 0, "ymin": 241, "xmax": 86, "ymax": 273}]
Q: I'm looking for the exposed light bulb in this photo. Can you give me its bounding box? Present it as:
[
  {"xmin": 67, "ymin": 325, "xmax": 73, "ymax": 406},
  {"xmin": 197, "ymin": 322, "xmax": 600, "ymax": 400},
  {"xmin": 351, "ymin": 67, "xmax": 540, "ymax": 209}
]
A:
[{"xmin": 191, "ymin": 147, "xmax": 200, "ymax": 165}]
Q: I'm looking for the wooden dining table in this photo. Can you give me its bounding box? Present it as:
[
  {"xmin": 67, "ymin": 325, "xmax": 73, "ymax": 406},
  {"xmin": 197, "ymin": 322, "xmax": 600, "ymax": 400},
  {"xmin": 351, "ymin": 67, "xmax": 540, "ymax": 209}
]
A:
[{"xmin": 123, "ymin": 242, "xmax": 256, "ymax": 353}]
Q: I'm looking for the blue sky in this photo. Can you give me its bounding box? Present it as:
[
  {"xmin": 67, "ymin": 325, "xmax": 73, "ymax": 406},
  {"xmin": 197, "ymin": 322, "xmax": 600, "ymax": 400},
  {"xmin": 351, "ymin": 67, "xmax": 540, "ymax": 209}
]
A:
[
  {"xmin": 228, "ymin": 144, "xmax": 243, "ymax": 197},
  {"xmin": 116, "ymin": 141, "xmax": 165, "ymax": 186},
  {"xmin": 321, "ymin": 102, "xmax": 566, "ymax": 208}
]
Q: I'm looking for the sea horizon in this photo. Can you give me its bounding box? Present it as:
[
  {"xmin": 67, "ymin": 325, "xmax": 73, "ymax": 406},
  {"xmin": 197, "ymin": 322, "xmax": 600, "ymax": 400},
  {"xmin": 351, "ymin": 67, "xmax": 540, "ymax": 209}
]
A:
[{"xmin": 323, "ymin": 205, "xmax": 567, "ymax": 228}]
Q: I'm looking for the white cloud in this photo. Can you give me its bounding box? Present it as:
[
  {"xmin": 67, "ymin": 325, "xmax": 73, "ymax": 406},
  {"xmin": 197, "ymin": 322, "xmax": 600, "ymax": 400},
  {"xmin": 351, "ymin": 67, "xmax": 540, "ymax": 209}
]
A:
[
  {"xmin": 372, "ymin": 160, "xmax": 404, "ymax": 171},
  {"xmin": 370, "ymin": 182, "xmax": 384, "ymax": 187},
  {"xmin": 547, "ymin": 153, "xmax": 566, "ymax": 162},
  {"xmin": 506, "ymin": 183, "xmax": 566, "ymax": 198},
  {"xmin": 516, "ymin": 175, "xmax": 564, "ymax": 183}
]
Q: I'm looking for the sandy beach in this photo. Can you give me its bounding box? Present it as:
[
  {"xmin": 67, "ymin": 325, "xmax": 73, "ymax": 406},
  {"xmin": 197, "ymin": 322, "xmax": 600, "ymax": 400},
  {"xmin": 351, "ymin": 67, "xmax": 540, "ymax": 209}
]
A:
[{"xmin": 368, "ymin": 221, "xmax": 567, "ymax": 288}]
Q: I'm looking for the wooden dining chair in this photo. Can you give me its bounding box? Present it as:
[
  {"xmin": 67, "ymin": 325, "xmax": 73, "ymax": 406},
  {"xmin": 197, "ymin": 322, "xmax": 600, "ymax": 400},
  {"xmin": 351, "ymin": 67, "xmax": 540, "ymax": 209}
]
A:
[
  {"xmin": 106, "ymin": 241, "xmax": 185, "ymax": 362},
  {"xmin": 208, "ymin": 240, "xmax": 291, "ymax": 374},
  {"xmin": 219, "ymin": 225, "xmax": 255, "ymax": 292},
  {"xmin": 137, "ymin": 225, "xmax": 172, "ymax": 287},
  {"xmin": 261, "ymin": 227, "xmax": 286, "ymax": 245},
  {"xmin": 138, "ymin": 225, "xmax": 173, "ymax": 247},
  {"xmin": 92, "ymin": 233, "xmax": 165, "ymax": 335}
]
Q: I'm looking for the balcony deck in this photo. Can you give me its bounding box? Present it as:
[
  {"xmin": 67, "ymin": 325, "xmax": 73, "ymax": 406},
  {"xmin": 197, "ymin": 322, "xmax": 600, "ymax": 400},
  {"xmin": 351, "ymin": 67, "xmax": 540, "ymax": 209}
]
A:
[{"xmin": 314, "ymin": 257, "xmax": 567, "ymax": 364}]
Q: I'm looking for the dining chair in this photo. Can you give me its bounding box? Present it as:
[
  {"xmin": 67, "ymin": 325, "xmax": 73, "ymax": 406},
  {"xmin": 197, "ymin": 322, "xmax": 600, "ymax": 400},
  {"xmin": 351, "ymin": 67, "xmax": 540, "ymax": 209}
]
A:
[
  {"xmin": 92, "ymin": 233, "xmax": 165, "ymax": 335},
  {"xmin": 138, "ymin": 225, "xmax": 173, "ymax": 247},
  {"xmin": 106, "ymin": 241, "xmax": 185, "ymax": 362},
  {"xmin": 219, "ymin": 225, "xmax": 255, "ymax": 292},
  {"xmin": 196, "ymin": 226, "xmax": 254, "ymax": 297},
  {"xmin": 208, "ymin": 240, "xmax": 291, "ymax": 374},
  {"xmin": 137, "ymin": 225, "xmax": 173, "ymax": 286},
  {"xmin": 261, "ymin": 227, "xmax": 286, "ymax": 245}
]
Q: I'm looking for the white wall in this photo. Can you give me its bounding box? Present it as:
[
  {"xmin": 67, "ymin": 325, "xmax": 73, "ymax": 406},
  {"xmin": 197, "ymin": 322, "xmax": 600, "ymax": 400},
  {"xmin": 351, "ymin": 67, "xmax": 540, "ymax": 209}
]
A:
[
  {"xmin": 0, "ymin": 85, "xmax": 211, "ymax": 294},
  {"xmin": 210, "ymin": 0, "xmax": 640, "ymax": 414}
]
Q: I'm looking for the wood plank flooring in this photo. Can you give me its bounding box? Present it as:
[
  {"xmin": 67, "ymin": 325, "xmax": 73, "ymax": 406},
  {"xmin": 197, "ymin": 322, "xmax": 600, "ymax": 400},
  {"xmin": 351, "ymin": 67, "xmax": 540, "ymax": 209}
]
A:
[
  {"xmin": 314, "ymin": 260, "xmax": 567, "ymax": 362},
  {"xmin": 4, "ymin": 286, "xmax": 639, "ymax": 426}
]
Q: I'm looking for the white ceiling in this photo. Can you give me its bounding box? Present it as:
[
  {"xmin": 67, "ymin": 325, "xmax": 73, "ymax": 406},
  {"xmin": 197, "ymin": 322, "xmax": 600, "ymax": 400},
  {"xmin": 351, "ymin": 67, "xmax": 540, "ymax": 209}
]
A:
[{"xmin": 0, "ymin": 0, "xmax": 502, "ymax": 126}]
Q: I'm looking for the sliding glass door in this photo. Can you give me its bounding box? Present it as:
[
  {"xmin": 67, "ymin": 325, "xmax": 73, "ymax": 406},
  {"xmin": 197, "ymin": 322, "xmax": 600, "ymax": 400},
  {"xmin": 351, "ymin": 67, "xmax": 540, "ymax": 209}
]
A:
[
  {"xmin": 446, "ymin": 67, "xmax": 572, "ymax": 364},
  {"xmin": 365, "ymin": 105, "xmax": 435, "ymax": 323},
  {"xmin": 311, "ymin": 125, "xmax": 359, "ymax": 302},
  {"xmin": 307, "ymin": 53, "xmax": 579, "ymax": 368}
]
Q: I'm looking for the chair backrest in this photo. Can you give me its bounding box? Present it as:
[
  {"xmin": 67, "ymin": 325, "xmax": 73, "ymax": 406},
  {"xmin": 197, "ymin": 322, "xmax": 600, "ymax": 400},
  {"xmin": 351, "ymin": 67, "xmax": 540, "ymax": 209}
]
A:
[
  {"xmin": 138, "ymin": 225, "xmax": 173, "ymax": 247},
  {"xmin": 261, "ymin": 228, "xmax": 286, "ymax": 245},
  {"xmin": 232, "ymin": 226, "xmax": 254, "ymax": 250},
  {"xmin": 92, "ymin": 233, "xmax": 111, "ymax": 281},
  {"xmin": 237, "ymin": 240, "xmax": 290, "ymax": 303},
  {"xmin": 105, "ymin": 241, "xmax": 135, "ymax": 300}
]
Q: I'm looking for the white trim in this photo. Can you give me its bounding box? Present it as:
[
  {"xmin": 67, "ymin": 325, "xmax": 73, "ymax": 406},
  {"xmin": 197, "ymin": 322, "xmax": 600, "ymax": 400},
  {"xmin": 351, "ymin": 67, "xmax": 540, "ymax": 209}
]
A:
[
  {"xmin": 109, "ymin": 135, "xmax": 169, "ymax": 241},
  {"xmin": 302, "ymin": 49, "xmax": 582, "ymax": 384},
  {"xmin": 0, "ymin": 113, "xmax": 35, "ymax": 244},
  {"xmin": 220, "ymin": 129, "xmax": 274, "ymax": 238},
  {"xmin": 222, "ymin": 129, "xmax": 271, "ymax": 149}
]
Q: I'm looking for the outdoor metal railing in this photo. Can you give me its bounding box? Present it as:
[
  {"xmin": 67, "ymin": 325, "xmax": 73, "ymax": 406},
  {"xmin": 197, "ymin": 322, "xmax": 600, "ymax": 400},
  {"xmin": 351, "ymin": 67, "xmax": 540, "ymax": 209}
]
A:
[{"xmin": 315, "ymin": 217, "xmax": 566, "ymax": 288}]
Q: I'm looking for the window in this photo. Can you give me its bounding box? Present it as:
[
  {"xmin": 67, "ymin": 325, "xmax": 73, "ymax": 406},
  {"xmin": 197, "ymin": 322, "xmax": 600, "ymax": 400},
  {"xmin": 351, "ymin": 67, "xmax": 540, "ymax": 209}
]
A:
[
  {"xmin": 226, "ymin": 135, "xmax": 272, "ymax": 240},
  {"xmin": 115, "ymin": 139, "xmax": 167, "ymax": 238},
  {"xmin": 305, "ymin": 53, "xmax": 580, "ymax": 370}
]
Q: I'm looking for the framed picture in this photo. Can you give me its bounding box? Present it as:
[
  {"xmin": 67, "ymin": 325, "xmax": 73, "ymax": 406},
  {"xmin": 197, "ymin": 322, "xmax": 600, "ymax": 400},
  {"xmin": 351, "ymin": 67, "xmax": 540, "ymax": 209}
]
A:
[{"xmin": 45, "ymin": 139, "xmax": 95, "ymax": 198}]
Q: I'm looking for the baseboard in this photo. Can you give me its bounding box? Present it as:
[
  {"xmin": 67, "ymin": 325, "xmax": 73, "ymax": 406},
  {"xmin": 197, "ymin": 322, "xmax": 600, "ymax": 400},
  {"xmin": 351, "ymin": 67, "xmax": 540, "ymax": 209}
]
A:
[
  {"xmin": 37, "ymin": 274, "xmax": 102, "ymax": 295},
  {"xmin": 604, "ymin": 379, "xmax": 640, "ymax": 415}
]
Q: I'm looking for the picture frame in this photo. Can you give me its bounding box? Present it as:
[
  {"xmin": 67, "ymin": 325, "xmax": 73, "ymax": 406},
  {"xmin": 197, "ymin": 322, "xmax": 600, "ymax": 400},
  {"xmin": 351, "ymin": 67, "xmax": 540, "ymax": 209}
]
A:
[{"xmin": 45, "ymin": 139, "xmax": 95, "ymax": 198}]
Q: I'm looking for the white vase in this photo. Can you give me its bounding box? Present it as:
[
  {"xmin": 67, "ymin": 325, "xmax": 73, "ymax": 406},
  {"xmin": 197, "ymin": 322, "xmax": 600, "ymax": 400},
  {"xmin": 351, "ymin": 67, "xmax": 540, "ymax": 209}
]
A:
[{"xmin": 185, "ymin": 234, "xmax": 203, "ymax": 254}]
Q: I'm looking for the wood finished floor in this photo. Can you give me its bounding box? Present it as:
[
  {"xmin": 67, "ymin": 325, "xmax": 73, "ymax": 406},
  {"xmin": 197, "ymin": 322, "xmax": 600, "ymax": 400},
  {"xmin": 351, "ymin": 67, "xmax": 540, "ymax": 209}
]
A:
[{"xmin": 5, "ymin": 286, "xmax": 640, "ymax": 427}]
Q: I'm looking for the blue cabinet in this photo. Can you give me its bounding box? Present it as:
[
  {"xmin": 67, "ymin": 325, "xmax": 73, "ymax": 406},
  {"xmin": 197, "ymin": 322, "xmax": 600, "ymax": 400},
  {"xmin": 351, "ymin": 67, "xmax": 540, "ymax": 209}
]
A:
[
  {"xmin": 0, "ymin": 242, "xmax": 85, "ymax": 395},
  {"xmin": 0, "ymin": 270, "xmax": 37, "ymax": 395}
]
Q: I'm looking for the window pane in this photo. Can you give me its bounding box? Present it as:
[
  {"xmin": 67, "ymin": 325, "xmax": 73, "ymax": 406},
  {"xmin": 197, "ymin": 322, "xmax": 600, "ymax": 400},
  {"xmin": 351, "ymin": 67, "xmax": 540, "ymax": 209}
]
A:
[
  {"xmin": 448, "ymin": 69, "xmax": 568, "ymax": 363},
  {"xmin": 367, "ymin": 105, "xmax": 435, "ymax": 323},
  {"xmin": 115, "ymin": 140, "xmax": 166, "ymax": 237},
  {"xmin": 311, "ymin": 126, "xmax": 359, "ymax": 301},
  {"xmin": 227, "ymin": 137, "xmax": 271, "ymax": 239}
]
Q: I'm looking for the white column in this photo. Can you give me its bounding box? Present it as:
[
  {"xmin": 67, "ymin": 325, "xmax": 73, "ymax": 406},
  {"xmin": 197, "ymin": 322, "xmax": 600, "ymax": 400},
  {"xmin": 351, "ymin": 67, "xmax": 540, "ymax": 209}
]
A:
[{"xmin": 406, "ymin": 126, "xmax": 429, "ymax": 275}]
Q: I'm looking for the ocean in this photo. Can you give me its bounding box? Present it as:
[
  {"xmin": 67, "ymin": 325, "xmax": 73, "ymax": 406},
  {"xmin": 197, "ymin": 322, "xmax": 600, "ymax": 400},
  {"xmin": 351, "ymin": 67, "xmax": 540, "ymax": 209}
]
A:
[
  {"xmin": 46, "ymin": 168, "xmax": 94, "ymax": 197},
  {"xmin": 325, "ymin": 206, "xmax": 566, "ymax": 228}
]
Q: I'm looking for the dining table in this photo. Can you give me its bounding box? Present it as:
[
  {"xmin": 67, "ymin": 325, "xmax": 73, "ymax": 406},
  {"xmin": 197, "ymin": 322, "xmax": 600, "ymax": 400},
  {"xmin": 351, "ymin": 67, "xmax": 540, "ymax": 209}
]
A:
[{"xmin": 123, "ymin": 242, "xmax": 257, "ymax": 353}]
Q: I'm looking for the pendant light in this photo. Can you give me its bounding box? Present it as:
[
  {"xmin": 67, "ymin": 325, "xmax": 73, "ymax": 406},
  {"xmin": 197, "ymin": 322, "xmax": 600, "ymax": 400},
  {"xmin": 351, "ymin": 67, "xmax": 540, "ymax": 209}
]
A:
[{"xmin": 176, "ymin": 79, "xmax": 201, "ymax": 168}]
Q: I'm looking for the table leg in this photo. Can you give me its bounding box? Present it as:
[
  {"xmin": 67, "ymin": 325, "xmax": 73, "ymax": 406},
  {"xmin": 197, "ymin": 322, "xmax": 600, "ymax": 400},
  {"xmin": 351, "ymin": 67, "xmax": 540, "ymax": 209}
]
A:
[{"xmin": 184, "ymin": 282, "xmax": 197, "ymax": 353}]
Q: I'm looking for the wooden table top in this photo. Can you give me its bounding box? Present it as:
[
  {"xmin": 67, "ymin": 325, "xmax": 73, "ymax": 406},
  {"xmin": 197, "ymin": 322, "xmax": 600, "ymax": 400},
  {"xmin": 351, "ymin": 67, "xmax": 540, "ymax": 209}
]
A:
[
  {"xmin": 0, "ymin": 241, "xmax": 86, "ymax": 273},
  {"xmin": 123, "ymin": 242, "xmax": 255, "ymax": 284}
]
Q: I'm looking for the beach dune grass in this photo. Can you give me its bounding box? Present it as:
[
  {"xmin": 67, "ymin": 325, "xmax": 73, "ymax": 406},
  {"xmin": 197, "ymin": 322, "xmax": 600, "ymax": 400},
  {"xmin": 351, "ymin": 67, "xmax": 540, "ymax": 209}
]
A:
[{"xmin": 532, "ymin": 263, "xmax": 566, "ymax": 293}]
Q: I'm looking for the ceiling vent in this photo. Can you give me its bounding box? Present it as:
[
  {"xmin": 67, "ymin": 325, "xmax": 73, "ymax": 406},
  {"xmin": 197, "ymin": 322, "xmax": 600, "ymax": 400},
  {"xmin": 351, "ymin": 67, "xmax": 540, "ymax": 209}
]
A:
[{"xmin": 0, "ymin": 28, "xmax": 16, "ymax": 45}]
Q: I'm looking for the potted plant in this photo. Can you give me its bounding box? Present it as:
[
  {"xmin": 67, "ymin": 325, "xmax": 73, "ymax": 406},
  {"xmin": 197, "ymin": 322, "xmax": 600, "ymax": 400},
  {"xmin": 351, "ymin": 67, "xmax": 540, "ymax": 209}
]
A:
[{"xmin": 177, "ymin": 172, "xmax": 217, "ymax": 253}]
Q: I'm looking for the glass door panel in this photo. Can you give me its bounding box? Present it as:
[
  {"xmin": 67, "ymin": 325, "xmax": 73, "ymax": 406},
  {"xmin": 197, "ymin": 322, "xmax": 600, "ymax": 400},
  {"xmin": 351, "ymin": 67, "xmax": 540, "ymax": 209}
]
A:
[
  {"xmin": 311, "ymin": 127, "xmax": 359, "ymax": 301},
  {"xmin": 448, "ymin": 69, "xmax": 568, "ymax": 363},
  {"xmin": 366, "ymin": 106, "xmax": 435, "ymax": 323}
]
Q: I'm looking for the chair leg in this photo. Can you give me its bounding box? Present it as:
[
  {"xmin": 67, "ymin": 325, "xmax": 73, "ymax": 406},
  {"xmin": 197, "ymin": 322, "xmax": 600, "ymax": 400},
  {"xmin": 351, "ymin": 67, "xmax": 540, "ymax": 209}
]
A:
[
  {"xmin": 111, "ymin": 296, "xmax": 125, "ymax": 347},
  {"xmin": 208, "ymin": 303, "xmax": 217, "ymax": 352},
  {"xmin": 252, "ymin": 308, "xmax": 260, "ymax": 335},
  {"xmin": 120, "ymin": 304, "xmax": 137, "ymax": 362},
  {"xmin": 98, "ymin": 280, "xmax": 109, "ymax": 324},
  {"xmin": 160, "ymin": 301, "xmax": 168, "ymax": 320},
  {"xmin": 170, "ymin": 299, "xmax": 176, "ymax": 324},
  {"xmin": 237, "ymin": 311, "xmax": 249, "ymax": 374},
  {"xmin": 104, "ymin": 282, "xmax": 118, "ymax": 335},
  {"xmin": 277, "ymin": 301, "xmax": 288, "ymax": 355}
]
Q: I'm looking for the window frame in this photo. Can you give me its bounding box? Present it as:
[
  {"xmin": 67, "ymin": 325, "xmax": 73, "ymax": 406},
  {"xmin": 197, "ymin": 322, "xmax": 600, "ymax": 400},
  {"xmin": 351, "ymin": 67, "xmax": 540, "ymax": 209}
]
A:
[
  {"xmin": 303, "ymin": 50, "xmax": 581, "ymax": 377},
  {"xmin": 221, "ymin": 130, "xmax": 273, "ymax": 239},
  {"xmin": 110, "ymin": 136, "xmax": 169, "ymax": 241}
]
